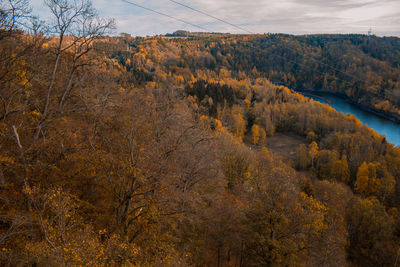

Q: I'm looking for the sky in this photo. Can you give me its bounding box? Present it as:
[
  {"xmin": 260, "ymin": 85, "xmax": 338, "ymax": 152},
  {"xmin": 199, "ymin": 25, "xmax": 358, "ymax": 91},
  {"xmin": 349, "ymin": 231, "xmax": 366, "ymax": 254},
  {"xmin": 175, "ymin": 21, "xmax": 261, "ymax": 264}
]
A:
[{"xmin": 29, "ymin": 0, "xmax": 400, "ymax": 37}]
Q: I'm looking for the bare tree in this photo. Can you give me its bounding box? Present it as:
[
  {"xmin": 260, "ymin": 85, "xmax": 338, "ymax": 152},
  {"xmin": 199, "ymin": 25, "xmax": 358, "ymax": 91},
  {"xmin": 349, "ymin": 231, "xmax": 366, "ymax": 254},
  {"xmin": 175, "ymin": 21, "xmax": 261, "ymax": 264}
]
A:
[
  {"xmin": 35, "ymin": 0, "xmax": 115, "ymax": 139},
  {"xmin": 0, "ymin": 0, "xmax": 31, "ymax": 38}
]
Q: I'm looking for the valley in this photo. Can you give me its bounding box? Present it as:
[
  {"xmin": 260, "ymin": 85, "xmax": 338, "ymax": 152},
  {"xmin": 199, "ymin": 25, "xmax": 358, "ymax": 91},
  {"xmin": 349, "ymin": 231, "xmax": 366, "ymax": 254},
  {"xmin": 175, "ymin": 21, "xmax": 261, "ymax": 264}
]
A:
[{"xmin": 1, "ymin": 1, "xmax": 400, "ymax": 266}]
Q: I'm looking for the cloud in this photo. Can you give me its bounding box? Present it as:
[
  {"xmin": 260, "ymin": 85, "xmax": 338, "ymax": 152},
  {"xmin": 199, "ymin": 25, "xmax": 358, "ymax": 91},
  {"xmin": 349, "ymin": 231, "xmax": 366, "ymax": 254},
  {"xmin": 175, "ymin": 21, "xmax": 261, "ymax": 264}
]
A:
[{"xmin": 29, "ymin": 0, "xmax": 400, "ymax": 36}]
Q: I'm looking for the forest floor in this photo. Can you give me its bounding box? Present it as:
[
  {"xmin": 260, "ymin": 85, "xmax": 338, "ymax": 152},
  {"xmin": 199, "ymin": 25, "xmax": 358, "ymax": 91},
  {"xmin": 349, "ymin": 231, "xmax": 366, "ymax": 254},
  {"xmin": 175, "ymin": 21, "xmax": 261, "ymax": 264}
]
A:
[
  {"xmin": 265, "ymin": 132, "xmax": 318, "ymax": 180},
  {"xmin": 265, "ymin": 132, "xmax": 307, "ymax": 163},
  {"xmin": 246, "ymin": 132, "xmax": 316, "ymax": 179}
]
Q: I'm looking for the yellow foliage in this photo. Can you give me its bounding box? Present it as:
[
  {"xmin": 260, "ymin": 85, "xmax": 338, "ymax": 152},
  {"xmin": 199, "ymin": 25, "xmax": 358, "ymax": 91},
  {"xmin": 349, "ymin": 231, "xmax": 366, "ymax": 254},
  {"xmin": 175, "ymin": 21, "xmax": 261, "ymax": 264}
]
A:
[
  {"xmin": 31, "ymin": 110, "xmax": 40, "ymax": 117},
  {"xmin": 24, "ymin": 186, "xmax": 140, "ymax": 265},
  {"xmin": 375, "ymin": 100, "xmax": 391, "ymax": 112},
  {"xmin": 355, "ymin": 162, "xmax": 369, "ymax": 195},
  {"xmin": 259, "ymin": 127, "xmax": 266, "ymax": 144},
  {"xmin": 355, "ymin": 162, "xmax": 382, "ymax": 196},
  {"xmin": 244, "ymin": 99, "xmax": 251, "ymax": 111},
  {"xmin": 308, "ymin": 141, "xmax": 319, "ymax": 167},
  {"xmin": 0, "ymin": 156, "xmax": 14, "ymax": 164},
  {"xmin": 174, "ymin": 74, "xmax": 185, "ymax": 84},
  {"xmin": 251, "ymin": 124, "xmax": 260, "ymax": 145}
]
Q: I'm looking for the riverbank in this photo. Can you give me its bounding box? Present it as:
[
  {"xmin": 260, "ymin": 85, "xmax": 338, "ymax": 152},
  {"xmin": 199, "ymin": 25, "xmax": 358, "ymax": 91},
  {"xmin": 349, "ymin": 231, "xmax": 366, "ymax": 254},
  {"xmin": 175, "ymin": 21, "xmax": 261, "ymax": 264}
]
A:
[
  {"xmin": 294, "ymin": 89, "xmax": 400, "ymax": 124},
  {"xmin": 291, "ymin": 89, "xmax": 400, "ymax": 146}
]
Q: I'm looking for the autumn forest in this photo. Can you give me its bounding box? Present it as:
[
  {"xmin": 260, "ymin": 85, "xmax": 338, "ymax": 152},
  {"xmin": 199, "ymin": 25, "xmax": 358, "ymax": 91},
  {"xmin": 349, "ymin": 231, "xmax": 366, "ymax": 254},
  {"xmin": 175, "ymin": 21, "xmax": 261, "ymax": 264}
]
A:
[{"xmin": 1, "ymin": 0, "xmax": 400, "ymax": 266}]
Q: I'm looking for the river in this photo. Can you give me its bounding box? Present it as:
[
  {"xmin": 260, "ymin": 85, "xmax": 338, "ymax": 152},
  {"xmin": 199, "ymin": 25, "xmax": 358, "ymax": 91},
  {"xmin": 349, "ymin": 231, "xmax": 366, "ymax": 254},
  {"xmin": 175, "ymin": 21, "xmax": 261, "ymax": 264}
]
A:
[{"xmin": 301, "ymin": 92, "xmax": 400, "ymax": 146}]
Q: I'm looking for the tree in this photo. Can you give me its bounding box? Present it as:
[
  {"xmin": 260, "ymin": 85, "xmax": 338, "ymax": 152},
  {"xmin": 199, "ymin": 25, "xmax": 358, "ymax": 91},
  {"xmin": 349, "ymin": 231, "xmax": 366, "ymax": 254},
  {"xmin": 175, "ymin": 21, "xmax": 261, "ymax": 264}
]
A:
[
  {"xmin": 259, "ymin": 127, "xmax": 266, "ymax": 144},
  {"xmin": 367, "ymin": 162, "xmax": 382, "ymax": 196},
  {"xmin": 380, "ymin": 173, "xmax": 395, "ymax": 203},
  {"xmin": 251, "ymin": 124, "xmax": 260, "ymax": 145},
  {"xmin": 333, "ymin": 155, "xmax": 350, "ymax": 183},
  {"xmin": 315, "ymin": 150, "xmax": 338, "ymax": 180},
  {"xmin": 340, "ymin": 155, "xmax": 350, "ymax": 183},
  {"xmin": 312, "ymin": 181, "xmax": 352, "ymax": 266},
  {"xmin": 223, "ymin": 152, "xmax": 250, "ymax": 192},
  {"xmin": 230, "ymin": 105, "xmax": 246, "ymax": 140},
  {"xmin": 242, "ymin": 184, "xmax": 327, "ymax": 266},
  {"xmin": 34, "ymin": 0, "xmax": 115, "ymax": 139},
  {"xmin": 24, "ymin": 185, "xmax": 139, "ymax": 265},
  {"xmin": 308, "ymin": 141, "xmax": 319, "ymax": 168},
  {"xmin": 355, "ymin": 162, "xmax": 382, "ymax": 196},
  {"xmin": 0, "ymin": 0, "xmax": 31, "ymax": 38},
  {"xmin": 306, "ymin": 131, "xmax": 317, "ymax": 142},
  {"xmin": 346, "ymin": 197, "xmax": 396, "ymax": 266},
  {"xmin": 355, "ymin": 162, "xmax": 369, "ymax": 195},
  {"xmin": 296, "ymin": 144, "xmax": 309, "ymax": 170}
]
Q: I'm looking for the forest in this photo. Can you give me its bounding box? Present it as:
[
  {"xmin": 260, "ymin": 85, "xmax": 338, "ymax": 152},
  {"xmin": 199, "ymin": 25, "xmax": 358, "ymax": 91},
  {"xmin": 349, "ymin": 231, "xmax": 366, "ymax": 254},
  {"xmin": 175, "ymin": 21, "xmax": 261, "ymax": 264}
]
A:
[
  {"xmin": 167, "ymin": 31, "xmax": 400, "ymax": 121},
  {"xmin": 1, "ymin": 0, "xmax": 400, "ymax": 266}
]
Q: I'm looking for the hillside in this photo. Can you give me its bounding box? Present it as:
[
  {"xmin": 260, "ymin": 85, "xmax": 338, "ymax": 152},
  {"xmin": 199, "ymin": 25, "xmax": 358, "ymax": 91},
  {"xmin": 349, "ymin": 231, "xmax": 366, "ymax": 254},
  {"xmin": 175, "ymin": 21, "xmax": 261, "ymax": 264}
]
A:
[
  {"xmin": 1, "ymin": 1, "xmax": 400, "ymax": 266},
  {"xmin": 161, "ymin": 32, "xmax": 400, "ymax": 121}
]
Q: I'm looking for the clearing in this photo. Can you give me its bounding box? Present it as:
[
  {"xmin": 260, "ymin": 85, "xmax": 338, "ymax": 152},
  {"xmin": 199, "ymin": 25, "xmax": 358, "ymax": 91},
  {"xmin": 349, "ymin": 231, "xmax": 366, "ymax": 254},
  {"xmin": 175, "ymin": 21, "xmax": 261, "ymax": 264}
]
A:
[{"xmin": 265, "ymin": 132, "xmax": 307, "ymax": 162}]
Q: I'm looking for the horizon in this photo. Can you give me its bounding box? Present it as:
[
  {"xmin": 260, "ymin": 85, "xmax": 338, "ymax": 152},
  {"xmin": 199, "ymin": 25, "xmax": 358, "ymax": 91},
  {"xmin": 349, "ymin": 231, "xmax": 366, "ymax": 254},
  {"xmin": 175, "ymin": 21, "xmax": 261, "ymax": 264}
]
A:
[{"xmin": 132, "ymin": 30, "xmax": 399, "ymax": 38}]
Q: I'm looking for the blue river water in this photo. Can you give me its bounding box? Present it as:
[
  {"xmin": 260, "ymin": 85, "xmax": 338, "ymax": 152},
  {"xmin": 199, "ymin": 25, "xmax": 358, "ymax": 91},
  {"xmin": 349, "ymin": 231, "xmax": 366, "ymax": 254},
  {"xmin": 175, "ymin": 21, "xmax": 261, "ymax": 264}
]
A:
[{"xmin": 301, "ymin": 92, "xmax": 400, "ymax": 146}]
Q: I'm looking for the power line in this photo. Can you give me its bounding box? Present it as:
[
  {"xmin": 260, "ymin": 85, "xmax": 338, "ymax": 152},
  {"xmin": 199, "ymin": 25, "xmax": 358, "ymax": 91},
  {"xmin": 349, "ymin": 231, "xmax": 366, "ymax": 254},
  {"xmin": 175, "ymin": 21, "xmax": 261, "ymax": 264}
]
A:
[
  {"xmin": 121, "ymin": 0, "xmax": 371, "ymax": 91},
  {"xmin": 167, "ymin": 1, "xmax": 369, "ymax": 86},
  {"xmin": 120, "ymin": 0, "xmax": 209, "ymax": 32},
  {"xmin": 167, "ymin": 0, "xmax": 254, "ymax": 34}
]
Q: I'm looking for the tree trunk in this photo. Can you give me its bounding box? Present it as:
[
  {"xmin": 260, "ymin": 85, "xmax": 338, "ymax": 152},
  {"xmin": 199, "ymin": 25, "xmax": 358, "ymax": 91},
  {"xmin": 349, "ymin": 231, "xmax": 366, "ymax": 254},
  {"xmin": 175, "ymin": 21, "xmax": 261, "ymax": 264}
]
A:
[
  {"xmin": 217, "ymin": 246, "xmax": 221, "ymax": 267},
  {"xmin": 0, "ymin": 165, "xmax": 5, "ymax": 185}
]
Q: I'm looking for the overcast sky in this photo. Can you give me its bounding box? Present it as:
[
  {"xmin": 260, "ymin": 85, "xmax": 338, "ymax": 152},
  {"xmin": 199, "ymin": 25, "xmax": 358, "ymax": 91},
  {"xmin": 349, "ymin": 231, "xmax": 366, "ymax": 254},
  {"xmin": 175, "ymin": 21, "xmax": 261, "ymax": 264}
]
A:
[{"xmin": 29, "ymin": 0, "xmax": 400, "ymax": 36}]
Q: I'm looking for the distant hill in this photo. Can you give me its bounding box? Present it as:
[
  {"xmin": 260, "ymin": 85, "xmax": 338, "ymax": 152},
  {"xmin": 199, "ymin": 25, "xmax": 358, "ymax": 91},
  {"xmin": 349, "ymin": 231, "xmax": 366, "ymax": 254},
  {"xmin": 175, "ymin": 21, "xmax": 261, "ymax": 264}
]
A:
[
  {"xmin": 168, "ymin": 33, "xmax": 400, "ymax": 120},
  {"xmin": 165, "ymin": 30, "xmax": 231, "ymax": 38}
]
